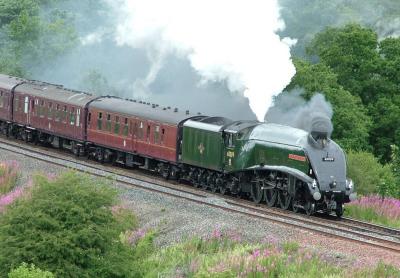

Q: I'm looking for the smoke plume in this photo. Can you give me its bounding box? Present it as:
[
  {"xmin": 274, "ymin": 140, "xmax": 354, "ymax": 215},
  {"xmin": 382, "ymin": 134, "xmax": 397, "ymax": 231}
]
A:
[
  {"xmin": 107, "ymin": 0, "xmax": 296, "ymax": 121},
  {"xmin": 265, "ymin": 90, "xmax": 333, "ymax": 134}
]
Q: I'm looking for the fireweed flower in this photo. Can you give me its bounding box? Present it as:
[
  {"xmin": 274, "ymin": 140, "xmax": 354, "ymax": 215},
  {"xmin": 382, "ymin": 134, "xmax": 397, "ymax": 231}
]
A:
[
  {"xmin": 251, "ymin": 249, "xmax": 261, "ymax": 260},
  {"xmin": 127, "ymin": 228, "xmax": 148, "ymax": 245},
  {"xmin": 348, "ymin": 195, "xmax": 400, "ymax": 220},
  {"xmin": 211, "ymin": 228, "xmax": 222, "ymax": 239},
  {"xmin": 0, "ymin": 161, "xmax": 20, "ymax": 194},
  {"xmin": 0, "ymin": 187, "xmax": 24, "ymax": 212}
]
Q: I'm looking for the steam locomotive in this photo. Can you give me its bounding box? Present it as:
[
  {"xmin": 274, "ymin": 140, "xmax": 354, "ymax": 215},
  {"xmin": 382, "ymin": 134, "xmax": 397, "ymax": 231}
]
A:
[{"xmin": 0, "ymin": 74, "xmax": 356, "ymax": 216}]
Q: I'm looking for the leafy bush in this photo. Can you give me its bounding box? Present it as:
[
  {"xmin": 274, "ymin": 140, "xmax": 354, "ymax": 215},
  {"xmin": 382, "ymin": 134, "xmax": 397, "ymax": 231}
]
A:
[
  {"xmin": 0, "ymin": 161, "xmax": 19, "ymax": 195},
  {"xmin": 8, "ymin": 263, "xmax": 54, "ymax": 278},
  {"xmin": 0, "ymin": 171, "xmax": 137, "ymax": 277},
  {"xmin": 347, "ymin": 151, "xmax": 396, "ymax": 196}
]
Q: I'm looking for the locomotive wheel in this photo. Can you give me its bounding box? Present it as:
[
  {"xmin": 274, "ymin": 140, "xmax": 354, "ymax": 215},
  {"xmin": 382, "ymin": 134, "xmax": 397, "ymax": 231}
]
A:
[
  {"xmin": 305, "ymin": 201, "xmax": 316, "ymax": 216},
  {"xmin": 201, "ymin": 181, "xmax": 208, "ymax": 190},
  {"xmin": 335, "ymin": 203, "xmax": 343, "ymax": 218},
  {"xmin": 292, "ymin": 201, "xmax": 300, "ymax": 213},
  {"xmin": 208, "ymin": 174, "xmax": 218, "ymax": 193},
  {"xmin": 250, "ymin": 183, "xmax": 263, "ymax": 204},
  {"xmin": 278, "ymin": 191, "xmax": 292, "ymax": 210},
  {"xmin": 265, "ymin": 189, "xmax": 278, "ymax": 207},
  {"xmin": 219, "ymin": 182, "xmax": 227, "ymax": 195}
]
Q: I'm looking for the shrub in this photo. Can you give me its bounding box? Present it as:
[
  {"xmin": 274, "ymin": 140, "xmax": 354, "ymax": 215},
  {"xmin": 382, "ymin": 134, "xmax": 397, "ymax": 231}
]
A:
[
  {"xmin": 0, "ymin": 171, "xmax": 137, "ymax": 277},
  {"xmin": 8, "ymin": 263, "xmax": 54, "ymax": 278},
  {"xmin": 346, "ymin": 151, "xmax": 396, "ymax": 196},
  {"xmin": 0, "ymin": 161, "xmax": 19, "ymax": 195}
]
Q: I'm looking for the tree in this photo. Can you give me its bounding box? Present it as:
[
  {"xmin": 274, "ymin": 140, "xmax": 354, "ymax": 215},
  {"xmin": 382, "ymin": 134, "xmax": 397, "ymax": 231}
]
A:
[
  {"xmin": 368, "ymin": 96, "xmax": 400, "ymax": 162},
  {"xmin": 0, "ymin": 0, "xmax": 77, "ymax": 77},
  {"xmin": 307, "ymin": 24, "xmax": 381, "ymax": 103},
  {"xmin": 285, "ymin": 59, "xmax": 372, "ymax": 151}
]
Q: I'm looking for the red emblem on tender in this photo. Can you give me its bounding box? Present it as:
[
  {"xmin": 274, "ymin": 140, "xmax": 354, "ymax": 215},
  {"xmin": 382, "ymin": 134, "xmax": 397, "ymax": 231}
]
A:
[{"xmin": 288, "ymin": 154, "xmax": 306, "ymax": 162}]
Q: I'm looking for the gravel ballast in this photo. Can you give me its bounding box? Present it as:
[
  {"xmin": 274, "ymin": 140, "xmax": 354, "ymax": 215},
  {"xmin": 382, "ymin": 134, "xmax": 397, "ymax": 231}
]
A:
[{"xmin": 1, "ymin": 147, "xmax": 399, "ymax": 269}]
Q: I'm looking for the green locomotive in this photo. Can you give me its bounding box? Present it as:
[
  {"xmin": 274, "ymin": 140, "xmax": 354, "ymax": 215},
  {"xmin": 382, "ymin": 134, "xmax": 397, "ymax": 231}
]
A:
[{"xmin": 179, "ymin": 116, "xmax": 356, "ymax": 217}]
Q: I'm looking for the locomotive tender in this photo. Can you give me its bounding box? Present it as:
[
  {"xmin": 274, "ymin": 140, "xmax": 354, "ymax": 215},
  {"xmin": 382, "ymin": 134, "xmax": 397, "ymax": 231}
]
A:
[{"xmin": 0, "ymin": 74, "xmax": 356, "ymax": 216}]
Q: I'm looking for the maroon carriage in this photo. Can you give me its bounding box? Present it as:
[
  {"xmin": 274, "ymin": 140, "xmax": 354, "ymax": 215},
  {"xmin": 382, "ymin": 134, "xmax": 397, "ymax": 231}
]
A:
[
  {"xmin": 87, "ymin": 96, "xmax": 193, "ymax": 171},
  {"xmin": 0, "ymin": 74, "xmax": 25, "ymax": 134},
  {"xmin": 12, "ymin": 80, "xmax": 97, "ymax": 151}
]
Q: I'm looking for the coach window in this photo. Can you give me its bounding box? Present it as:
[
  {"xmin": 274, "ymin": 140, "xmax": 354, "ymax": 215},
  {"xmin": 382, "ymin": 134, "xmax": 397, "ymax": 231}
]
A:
[
  {"xmin": 97, "ymin": 112, "xmax": 103, "ymax": 130},
  {"xmin": 48, "ymin": 102, "xmax": 53, "ymax": 119},
  {"xmin": 62, "ymin": 106, "xmax": 67, "ymax": 123},
  {"xmin": 106, "ymin": 114, "xmax": 111, "ymax": 132},
  {"xmin": 161, "ymin": 128, "xmax": 165, "ymax": 145},
  {"xmin": 0, "ymin": 91, "xmax": 3, "ymax": 108},
  {"xmin": 146, "ymin": 125, "xmax": 151, "ymax": 142},
  {"xmin": 154, "ymin": 125, "xmax": 160, "ymax": 144},
  {"xmin": 55, "ymin": 104, "xmax": 60, "ymax": 122},
  {"xmin": 35, "ymin": 99, "xmax": 39, "ymax": 116},
  {"xmin": 31, "ymin": 99, "xmax": 35, "ymax": 115},
  {"xmin": 70, "ymin": 107, "xmax": 75, "ymax": 126},
  {"xmin": 76, "ymin": 109, "xmax": 81, "ymax": 127},
  {"xmin": 123, "ymin": 118, "xmax": 128, "ymax": 136},
  {"xmin": 40, "ymin": 100, "xmax": 45, "ymax": 118},
  {"xmin": 138, "ymin": 121, "xmax": 144, "ymax": 139},
  {"xmin": 88, "ymin": 112, "xmax": 91, "ymax": 124},
  {"xmin": 14, "ymin": 96, "xmax": 19, "ymax": 112},
  {"xmin": 24, "ymin": 96, "xmax": 29, "ymax": 114},
  {"xmin": 114, "ymin": 116, "xmax": 120, "ymax": 134}
]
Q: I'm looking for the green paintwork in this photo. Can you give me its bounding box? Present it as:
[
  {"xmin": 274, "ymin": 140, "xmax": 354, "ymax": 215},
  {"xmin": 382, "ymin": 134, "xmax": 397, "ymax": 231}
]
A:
[
  {"xmin": 182, "ymin": 122, "xmax": 310, "ymax": 174},
  {"xmin": 181, "ymin": 126, "xmax": 224, "ymax": 170},
  {"xmin": 233, "ymin": 139, "xmax": 309, "ymax": 173}
]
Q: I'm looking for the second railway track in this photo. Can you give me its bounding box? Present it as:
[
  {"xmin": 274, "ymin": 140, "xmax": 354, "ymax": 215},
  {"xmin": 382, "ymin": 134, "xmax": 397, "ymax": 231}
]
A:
[{"xmin": 0, "ymin": 136, "xmax": 399, "ymax": 254}]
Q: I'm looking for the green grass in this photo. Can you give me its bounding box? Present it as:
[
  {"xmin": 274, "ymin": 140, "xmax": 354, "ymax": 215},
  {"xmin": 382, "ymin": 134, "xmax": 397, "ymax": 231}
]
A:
[
  {"xmin": 344, "ymin": 196, "xmax": 400, "ymax": 229},
  {"xmin": 345, "ymin": 206, "xmax": 400, "ymax": 228},
  {"xmin": 0, "ymin": 161, "xmax": 19, "ymax": 195},
  {"xmin": 133, "ymin": 231, "xmax": 400, "ymax": 277}
]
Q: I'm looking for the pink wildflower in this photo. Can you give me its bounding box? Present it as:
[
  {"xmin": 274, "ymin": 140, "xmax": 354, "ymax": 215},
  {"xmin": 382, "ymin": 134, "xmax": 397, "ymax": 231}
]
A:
[
  {"xmin": 348, "ymin": 195, "xmax": 400, "ymax": 220},
  {"xmin": 0, "ymin": 187, "xmax": 24, "ymax": 212},
  {"xmin": 211, "ymin": 228, "xmax": 222, "ymax": 239},
  {"xmin": 251, "ymin": 249, "xmax": 261, "ymax": 260},
  {"xmin": 263, "ymin": 249, "xmax": 270, "ymax": 257},
  {"xmin": 127, "ymin": 228, "xmax": 148, "ymax": 245},
  {"xmin": 226, "ymin": 230, "xmax": 242, "ymax": 242}
]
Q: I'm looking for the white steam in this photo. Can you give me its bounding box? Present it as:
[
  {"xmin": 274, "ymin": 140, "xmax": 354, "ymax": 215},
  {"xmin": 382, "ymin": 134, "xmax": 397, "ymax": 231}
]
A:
[{"xmin": 107, "ymin": 0, "xmax": 296, "ymax": 121}]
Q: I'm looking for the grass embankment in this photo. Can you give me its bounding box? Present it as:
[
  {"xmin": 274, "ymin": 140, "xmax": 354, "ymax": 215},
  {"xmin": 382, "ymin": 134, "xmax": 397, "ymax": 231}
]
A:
[
  {"xmin": 0, "ymin": 161, "xmax": 19, "ymax": 194},
  {"xmin": 344, "ymin": 195, "xmax": 400, "ymax": 229},
  {"xmin": 0, "ymin": 164, "xmax": 398, "ymax": 277}
]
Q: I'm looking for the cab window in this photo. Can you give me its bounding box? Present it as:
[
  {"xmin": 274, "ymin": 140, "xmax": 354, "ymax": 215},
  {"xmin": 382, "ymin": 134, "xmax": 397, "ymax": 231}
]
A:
[{"xmin": 225, "ymin": 133, "xmax": 234, "ymax": 147}]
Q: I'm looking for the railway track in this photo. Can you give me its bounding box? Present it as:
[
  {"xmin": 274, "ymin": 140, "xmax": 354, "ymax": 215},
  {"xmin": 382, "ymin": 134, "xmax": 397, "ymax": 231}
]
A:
[{"xmin": 0, "ymin": 136, "xmax": 399, "ymax": 254}]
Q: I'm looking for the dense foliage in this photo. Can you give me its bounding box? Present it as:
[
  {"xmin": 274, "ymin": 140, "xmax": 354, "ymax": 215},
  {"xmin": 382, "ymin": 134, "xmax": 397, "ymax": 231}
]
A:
[
  {"xmin": 0, "ymin": 0, "xmax": 77, "ymax": 77},
  {"xmin": 8, "ymin": 263, "xmax": 54, "ymax": 278},
  {"xmin": 0, "ymin": 172, "xmax": 138, "ymax": 277}
]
